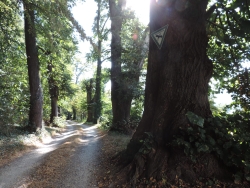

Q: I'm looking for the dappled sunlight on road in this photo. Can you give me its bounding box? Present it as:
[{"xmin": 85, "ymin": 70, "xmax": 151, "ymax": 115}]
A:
[{"xmin": 0, "ymin": 121, "xmax": 104, "ymax": 188}]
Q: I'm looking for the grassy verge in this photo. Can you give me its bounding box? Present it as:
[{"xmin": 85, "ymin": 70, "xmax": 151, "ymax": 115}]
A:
[{"xmin": 0, "ymin": 125, "xmax": 64, "ymax": 167}]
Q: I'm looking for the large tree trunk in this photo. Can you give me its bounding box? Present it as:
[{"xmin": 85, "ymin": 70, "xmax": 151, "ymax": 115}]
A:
[
  {"xmin": 110, "ymin": 71, "xmax": 140, "ymax": 133},
  {"xmin": 109, "ymin": 0, "xmax": 131, "ymax": 133},
  {"xmin": 94, "ymin": 57, "xmax": 102, "ymax": 124},
  {"xmin": 109, "ymin": 0, "xmax": 149, "ymax": 133},
  {"xmin": 123, "ymin": 0, "xmax": 231, "ymax": 185},
  {"xmin": 23, "ymin": 0, "xmax": 43, "ymax": 132},
  {"xmin": 47, "ymin": 62, "xmax": 59, "ymax": 124},
  {"xmin": 93, "ymin": 1, "xmax": 102, "ymax": 124}
]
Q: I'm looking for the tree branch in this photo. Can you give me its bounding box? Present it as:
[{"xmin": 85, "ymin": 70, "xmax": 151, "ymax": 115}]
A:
[
  {"xmin": 100, "ymin": 16, "xmax": 110, "ymax": 35},
  {"xmin": 37, "ymin": 46, "xmax": 51, "ymax": 55},
  {"xmin": 101, "ymin": 56, "xmax": 111, "ymax": 63},
  {"xmin": 206, "ymin": 20, "xmax": 226, "ymax": 31},
  {"xmin": 205, "ymin": 4, "xmax": 217, "ymax": 19}
]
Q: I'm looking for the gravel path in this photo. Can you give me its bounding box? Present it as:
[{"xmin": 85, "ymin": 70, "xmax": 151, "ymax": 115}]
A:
[
  {"xmin": 56, "ymin": 124, "xmax": 102, "ymax": 188},
  {"xmin": 0, "ymin": 121, "xmax": 102, "ymax": 188}
]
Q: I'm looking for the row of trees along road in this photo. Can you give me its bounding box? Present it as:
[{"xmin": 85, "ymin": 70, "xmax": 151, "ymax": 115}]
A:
[
  {"xmin": 0, "ymin": 0, "xmax": 78, "ymax": 133},
  {"xmin": 1, "ymin": 0, "xmax": 250, "ymax": 185}
]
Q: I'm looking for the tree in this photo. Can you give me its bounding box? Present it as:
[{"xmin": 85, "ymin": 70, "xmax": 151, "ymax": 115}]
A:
[
  {"xmin": 92, "ymin": 0, "xmax": 110, "ymax": 124},
  {"xmin": 109, "ymin": 0, "xmax": 149, "ymax": 133},
  {"xmin": 109, "ymin": 0, "xmax": 124, "ymax": 129},
  {"xmin": 35, "ymin": 0, "xmax": 78, "ymax": 124},
  {"xmin": 111, "ymin": 17, "xmax": 149, "ymax": 133},
  {"xmin": 23, "ymin": 0, "xmax": 43, "ymax": 132},
  {"xmin": 207, "ymin": 0, "xmax": 250, "ymax": 111},
  {"xmin": 84, "ymin": 79, "xmax": 95, "ymax": 122},
  {"xmin": 0, "ymin": 2, "xmax": 30, "ymax": 132},
  {"xmin": 121, "ymin": 0, "xmax": 235, "ymax": 184}
]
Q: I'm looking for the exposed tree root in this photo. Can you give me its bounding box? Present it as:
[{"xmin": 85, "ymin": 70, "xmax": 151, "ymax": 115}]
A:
[{"xmin": 114, "ymin": 145, "xmax": 245, "ymax": 187}]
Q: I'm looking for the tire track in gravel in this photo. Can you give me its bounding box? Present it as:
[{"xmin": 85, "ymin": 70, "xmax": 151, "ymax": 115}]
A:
[{"xmin": 55, "ymin": 124, "xmax": 104, "ymax": 188}]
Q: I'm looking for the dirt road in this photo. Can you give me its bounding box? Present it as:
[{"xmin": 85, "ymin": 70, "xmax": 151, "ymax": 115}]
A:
[{"xmin": 0, "ymin": 121, "xmax": 103, "ymax": 188}]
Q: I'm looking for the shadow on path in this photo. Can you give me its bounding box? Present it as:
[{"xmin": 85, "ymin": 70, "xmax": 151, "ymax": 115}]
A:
[{"xmin": 0, "ymin": 121, "xmax": 99, "ymax": 188}]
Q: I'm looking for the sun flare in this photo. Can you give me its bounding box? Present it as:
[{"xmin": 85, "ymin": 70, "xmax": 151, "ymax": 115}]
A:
[{"xmin": 126, "ymin": 0, "xmax": 150, "ymax": 25}]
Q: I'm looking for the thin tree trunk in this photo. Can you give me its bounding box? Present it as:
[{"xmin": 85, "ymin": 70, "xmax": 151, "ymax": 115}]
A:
[
  {"xmin": 94, "ymin": 57, "xmax": 102, "ymax": 124},
  {"xmin": 23, "ymin": 0, "xmax": 43, "ymax": 132},
  {"xmin": 47, "ymin": 62, "xmax": 59, "ymax": 124},
  {"xmin": 86, "ymin": 79, "xmax": 94, "ymax": 122},
  {"xmin": 72, "ymin": 107, "xmax": 76, "ymax": 120}
]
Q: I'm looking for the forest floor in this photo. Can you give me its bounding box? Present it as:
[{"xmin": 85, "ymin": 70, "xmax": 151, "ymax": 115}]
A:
[{"xmin": 0, "ymin": 121, "xmax": 249, "ymax": 188}]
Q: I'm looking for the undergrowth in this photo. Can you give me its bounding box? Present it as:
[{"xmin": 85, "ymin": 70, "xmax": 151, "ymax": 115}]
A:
[
  {"xmin": 0, "ymin": 123, "xmax": 64, "ymax": 166},
  {"xmin": 173, "ymin": 111, "xmax": 250, "ymax": 182}
]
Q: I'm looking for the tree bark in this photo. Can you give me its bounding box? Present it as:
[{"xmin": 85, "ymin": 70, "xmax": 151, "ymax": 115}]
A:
[
  {"xmin": 94, "ymin": 1, "xmax": 102, "ymax": 124},
  {"xmin": 122, "ymin": 0, "xmax": 231, "ymax": 184},
  {"xmin": 86, "ymin": 79, "xmax": 94, "ymax": 123},
  {"xmin": 94, "ymin": 58, "xmax": 102, "ymax": 124},
  {"xmin": 23, "ymin": 0, "xmax": 43, "ymax": 132},
  {"xmin": 109, "ymin": 0, "xmax": 149, "ymax": 133},
  {"xmin": 47, "ymin": 62, "xmax": 59, "ymax": 124},
  {"xmin": 72, "ymin": 107, "xmax": 76, "ymax": 120},
  {"xmin": 109, "ymin": 0, "xmax": 130, "ymax": 132}
]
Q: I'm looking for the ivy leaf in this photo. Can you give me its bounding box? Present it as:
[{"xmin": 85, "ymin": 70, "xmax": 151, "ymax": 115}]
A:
[
  {"xmin": 207, "ymin": 135, "xmax": 216, "ymax": 146},
  {"xmin": 186, "ymin": 111, "xmax": 204, "ymax": 128},
  {"xmin": 245, "ymin": 176, "xmax": 250, "ymax": 181},
  {"xmin": 197, "ymin": 144, "xmax": 209, "ymax": 153}
]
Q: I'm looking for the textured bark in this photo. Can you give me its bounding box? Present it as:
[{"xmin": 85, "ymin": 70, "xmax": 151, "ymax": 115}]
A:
[
  {"xmin": 94, "ymin": 1, "xmax": 102, "ymax": 124},
  {"xmin": 47, "ymin": 62, "xmax": 59, "ymax": 124},
  {"xmin": 109, "ymin": 0, "xmax": 124, "ymax": 129},
  {"xmin": 23, "ymin": 1, "xmax": 43, "ymax": 132},
  {"xmin": 110, "ymin": 71, "xmax": 140, "ymax": 133},
  {"xmin": 131, "ymin": 0, "xmax": 213, "ymax": 143},
  {"xmin": 123, "ymin": 0, "xmax": 231, "ymax": 184},
  {"xmin": 94, "ymin": 58, "xmax": 102, "ymax": 124},
  {"xmin": 86, "ymin": 79, "xmax": 94, "ymax": 123},
  {"xmin": 109, "ymin": 0, "xmax": 144, "ymax": 133}
]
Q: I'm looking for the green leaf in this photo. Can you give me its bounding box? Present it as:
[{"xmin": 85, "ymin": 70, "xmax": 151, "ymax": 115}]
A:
[
  {"xmin": 207, "ymin": 136, "xmax": 216, "ymax": 146},
  {"xmin": 245, "ymin": 176, "xmax": 250, "ymax": 181},
  {"xmin": 144, "ymin": 132, "xmax": 153, "ymax": 138},
  {"xmin": 197, "ymin": 144, "xmax": 209, "ymax": 153},
  {"xmin": 186, "ymin": 111, "xmax": 204, "ymax": 128}
]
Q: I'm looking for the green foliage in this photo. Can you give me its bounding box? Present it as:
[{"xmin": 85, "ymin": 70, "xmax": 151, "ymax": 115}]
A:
[
  {"xmin": 209, "ymin": 96, "xmax": 225, "ymax": 116},
  {"xmin": 173, "ymin": 111, "xmax": 250, "ymax": 181},
  {"xmin": 100, "ymin": 88, "xmax": 112, "ymax": 127},
  {"xmin": 228, "ymin": 68, "xmax": 250, "ymax": 110},
  {"xmin": 52, "ymin": 116, "xmax": 66, "ymax": 128},
  {"xmin": 130, "ymin": 93, "xmax": 144, "ymax": 123},
  {"xmin": 186, "ymin": 111, "xmax": 204, "ymax": 128},
  {"xmin": 207, "ymin": 0, "xmax": 250, "ymax": 110},
  {"xmin": 0, "ymin": 1, "xmax": 30, "ymax": 128}
]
